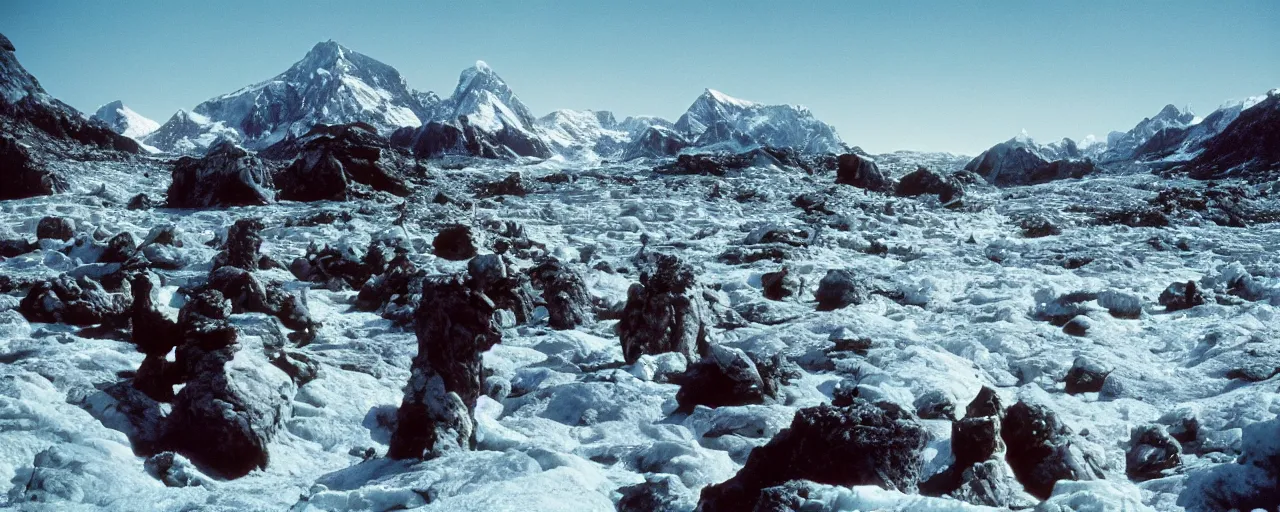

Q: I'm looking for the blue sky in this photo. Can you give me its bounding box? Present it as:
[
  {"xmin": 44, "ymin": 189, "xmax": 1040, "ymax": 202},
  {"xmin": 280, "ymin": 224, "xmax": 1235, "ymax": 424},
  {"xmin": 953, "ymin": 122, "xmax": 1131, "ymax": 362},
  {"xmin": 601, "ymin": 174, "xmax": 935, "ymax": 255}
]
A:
[{"xmin": 3, "ymin": 1, "xmax": 1277, "ymax": 154}]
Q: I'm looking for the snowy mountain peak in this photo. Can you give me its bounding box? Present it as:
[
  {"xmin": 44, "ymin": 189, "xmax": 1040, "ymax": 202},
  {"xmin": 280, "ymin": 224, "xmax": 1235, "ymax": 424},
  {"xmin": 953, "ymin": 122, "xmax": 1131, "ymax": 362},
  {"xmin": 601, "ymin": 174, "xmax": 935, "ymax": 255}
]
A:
[
  {"xmin": 703, "ymin": 88, "xmax": 757, "ymax": 108},
  {"xmin": 91, "ymin": 100, "xmax": 159, "ymax": 139},
  {"xmin": 444, "ymin": 60, "xmax": 537, "ymax": 132},
  {"xmin": 674, "ymin": 89, "xmax": 844, "ymax": 154}
]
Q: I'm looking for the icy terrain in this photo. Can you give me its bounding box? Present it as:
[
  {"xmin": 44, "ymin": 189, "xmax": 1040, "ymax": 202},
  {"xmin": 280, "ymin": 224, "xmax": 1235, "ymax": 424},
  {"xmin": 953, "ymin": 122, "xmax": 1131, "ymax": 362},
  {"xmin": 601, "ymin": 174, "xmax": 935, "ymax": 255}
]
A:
[{"xmin": 2, "ymin": 146, "xmax": 1280, "ymax": 511}]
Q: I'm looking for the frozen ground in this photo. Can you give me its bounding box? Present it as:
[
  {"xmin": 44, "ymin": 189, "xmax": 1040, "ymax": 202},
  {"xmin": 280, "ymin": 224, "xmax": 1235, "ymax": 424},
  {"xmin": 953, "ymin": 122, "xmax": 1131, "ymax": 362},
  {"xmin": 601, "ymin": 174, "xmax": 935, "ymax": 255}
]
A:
[{"xmin": 1, "ymin": 154, "xmax": 1278, "ymax": 511}]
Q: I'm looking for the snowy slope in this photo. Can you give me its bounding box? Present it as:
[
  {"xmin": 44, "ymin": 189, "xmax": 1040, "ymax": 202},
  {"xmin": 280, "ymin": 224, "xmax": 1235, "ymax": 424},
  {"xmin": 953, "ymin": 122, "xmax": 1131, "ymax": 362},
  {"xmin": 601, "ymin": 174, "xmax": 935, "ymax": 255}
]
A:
[
  {"xmin": 145, "ymin": 41, "xmax": 426, "ymax": 154},
  {"xmin": 536, "ymin": 109, "xmax": 630, "ymax": 160},
  {"xmin": 144, "ymin": 109, "xmax": 242, "ymax": 155},
  {"xmin": 1101, "ymin": 104, "xmax": 1196, "ymax": 163},
  {"xmin": 674, "ymin": 89, "xmax": 845, "ymax": 154},
  {"xmin": 91, "ymin": 101, "xmax": 160, "ymax": 139}
]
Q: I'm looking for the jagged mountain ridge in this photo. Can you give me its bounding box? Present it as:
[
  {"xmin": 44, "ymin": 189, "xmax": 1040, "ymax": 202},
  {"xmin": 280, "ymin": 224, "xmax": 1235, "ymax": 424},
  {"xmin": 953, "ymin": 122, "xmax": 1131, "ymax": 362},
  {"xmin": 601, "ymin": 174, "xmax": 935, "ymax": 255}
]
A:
[
  {"xmin": 674, "ymin": 89, "xmax": 846, "ymax": 155},
  {"xmin": 91, "ymin": 101, "xmax": 160, "ymax": 140}
]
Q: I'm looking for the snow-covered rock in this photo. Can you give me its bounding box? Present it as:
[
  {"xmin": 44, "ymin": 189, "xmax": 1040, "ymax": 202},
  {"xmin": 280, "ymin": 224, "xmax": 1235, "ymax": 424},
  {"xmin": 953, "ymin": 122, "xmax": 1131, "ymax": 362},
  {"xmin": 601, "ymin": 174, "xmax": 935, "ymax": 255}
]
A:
[{"xmin": 1101, "ymin": 104, "xmax": 1196, "ymax": 163}]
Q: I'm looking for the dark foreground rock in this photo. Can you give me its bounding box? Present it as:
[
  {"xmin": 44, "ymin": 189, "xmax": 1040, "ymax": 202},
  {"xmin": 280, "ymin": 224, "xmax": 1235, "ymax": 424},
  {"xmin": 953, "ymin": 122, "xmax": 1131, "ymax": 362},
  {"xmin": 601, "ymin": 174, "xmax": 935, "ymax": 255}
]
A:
[
  {"xmin": 1001, "ymin": 400, "xmax": 1103, "ymax": 499},
  {"xmin": 389, "ymin": 275, "xmax": 502, "ymax": 459},
  {"xmin": 530, "ymin": 258, "xmax": 593, "ymax": 329},
  {"xmin": 835, "ymin": 153, "xmax": 892, "ymax": 192},
  {"xmin": 674, "ymin": 345, "xmax": 771, "ymax": 413},
  {"xmin": 618, "ymin": 254, "xmax": 711, "ymax": 365},
  {"xmin": 273, "ymin": 123, "xmax": 411, "ymax": 201},
  {"xmin": 697, "ymin": 399, "xmax": 928, "ymax": 512},
  {"xmin": 814, "ymin": 269, "xmax": 872, "ymax": 311},
  {"xmin": 167, "ymin": 140, "xmax": 275, "ymax": 208},
  {"xmin": 896, "ymin": 166, "xmax": 965, "ymax": 204}
]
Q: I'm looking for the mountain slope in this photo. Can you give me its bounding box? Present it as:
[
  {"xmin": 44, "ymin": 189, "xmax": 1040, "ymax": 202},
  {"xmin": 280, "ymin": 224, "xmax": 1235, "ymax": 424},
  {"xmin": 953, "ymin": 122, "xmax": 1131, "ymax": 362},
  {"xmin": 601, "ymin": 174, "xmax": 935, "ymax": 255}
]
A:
[
  {"xmin": 674, "ymin": 89, "xmax": 845, "ymax": 154},
  {"xmin": 964, "ymin": 134, "xmax": 1095, "ymax": 186},
  {"xmin": 146, "ymin": 41, "xmax": 426, "ymax": 154},
  {"xmin": 1180, "ymin": 89, "xmax": 1280, "ymax": 180},
  {"xmin": 92, "ymin": 101, "xmax": 160, "ymax": 139},
  {"xmin": 536, "ymin": 109, "xmax": 629, "ymax": 160},
  {"xmin": 1101, "ymin": 104, "xmax": 1195, "ymax": 163}
]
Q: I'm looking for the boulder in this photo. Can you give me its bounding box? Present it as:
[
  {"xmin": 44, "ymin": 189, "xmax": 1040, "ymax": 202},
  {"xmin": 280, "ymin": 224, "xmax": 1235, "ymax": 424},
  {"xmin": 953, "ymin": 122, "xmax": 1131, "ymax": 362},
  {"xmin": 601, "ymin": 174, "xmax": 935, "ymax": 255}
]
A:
[
  {"xmin": 1126, "ymin": 425, "xmax": 1182, "ymax": 481},
  {"xmin": 126, "ymin": 193, "xmax": 155, "ymax": 210},
  {"xmin": 616, "ymin": 474, "xmax": 693, "ymax": 512},
  {"xmin": 835, "ymin": 153, "xmax": 891, "ymax": 192},
  {"xmin": 465, "ymin": 254, "xmax": 535, "ymax": 324},
  {"xmin": 618, "ymin": 254, "xmax": 711, "ymax": 365},
  {"xmin": 674, "ymin": 345, "xmax": 771, "ymax": 413},
  {"xmin": 388, "ymin": 275, "xmax": 502, "ymax": 459},
  {"xmin": 129, "ymin": 271, "xmax": 180, "ymax": 357},
  {"xmin": 98, "ymin": 231, "xmax": 137, "ymax": 264},
  {"xmin": 913, "ymin": 390, "xmax": 958, "ymax": 421},
  {"xmin": 166, "ymin": 140, "xmax": 275, "ymax": 208},
  {"xmin": 760, "ymin": 267, "xmax": 800, "ymax": 301},
  {"xmin": 0, "ymin": 134, "xmax": 67, "ymax": 199},
  {"xmin": 895, "ymin": 166, "xmax": 964, "ymax": 204},
  {"xmin": 1062, "ymin": 315, "xmax": 1093, "ymax": 337},
  {"xmin": 949, "ymin": 460, "xmax": 1034, "ymax": 509},
  {"xmin": 530, "ymin": 258, "xmax": 593, "ymax": 329},
  {"xmin": 1098, "ymin": 290, "xmax": 1142, "ymax": 319},
  {"xmin": 36, "ymin": 216, "xmax": 74, "ymax": 241},
  {"xmin": 19, "ymin": 274, "xmax": 131, "ymax": 326},
  {"xmin": 1001, "ymin": 400, "xmax": 1103, "ymax": 499},
  {"xmin": 433, "ymin": 224, "xmax": 478, "ymax": 261},
  {"xmin": 1159, "ymin": 280, "xmax": 1205, "ymax": 311},
  {"xmin": 1064, "ymin": 357, "xmax": 1110, "ymax": 395},
  {"xmin": 697, "ymin": 399, "xmax": 929, "ymax": 512},
  {"xmin": 814, "ymin": 269, "xmax": 872, "ymax": 311},
  {"xmin": 211, "ymin": 218, "xmax": 266, "ymax": 271},
  {"xmin": 274, "ymin": 123, "xmax": 410, "ymax": 201}
]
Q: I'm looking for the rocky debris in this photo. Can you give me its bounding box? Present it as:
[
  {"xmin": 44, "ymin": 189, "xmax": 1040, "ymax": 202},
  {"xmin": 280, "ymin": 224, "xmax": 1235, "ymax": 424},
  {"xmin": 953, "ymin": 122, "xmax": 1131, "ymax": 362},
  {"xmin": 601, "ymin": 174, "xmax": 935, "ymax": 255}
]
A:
[
  {"xmin": 126, "ymin": 193, "xmax": 156, "ymax": 210},
  {"xmin": 1001, "ymin": 400, "xmax": 1103, "ymax": 499},
  {"xmin": 98, "ymin": 231, "xmax": 138, "ymax": 264},
  {"xmin": 1159, "ymin": 280, "xmax": 1206, "ymax": 311},
  {"xmin": 167, "ymin": 140, "xmax": 275, "ymax": 208},
  {"xmin": 144, "ymin": 452, "xmax": 212, "ymax": 488},
  {"xmin": 1126, "ymin": 425, "xmax": 1182, "ymax": 481},
  {"xmin": 1059, "ymin": 358, "xmax": 1111, "ymax": 394},
  {"xmin": 814, "ymin": 269, "xmax": 872, "ymax": 311},
  {"xmin": 529, "ymin": 258, "xmax": 593, "ymax": 329},
  {"xmin": 389, "ymin": 275, "xmax": 502, "ymax": 459},
  {"xmin": 1030, "ymin": 289, "xmax": 1097, "ymax": 326},
  {"xmin": 0, "ymin": 237, "xmax": 35, "ymax": 258},
  {"xmin": 290, "ymin": 242, "xmax": 377, "ymax": 290},
  {"xmin": 1062, "ymin": 315, "xmax": 1093, "ymax": 337},
  {"xmin": 212, "ymin": 218, "xmax": 267, "ymax": 271},
  {"xmin": 272, "ymin": 350, "xmax": 320, "ymax": 387},
  {"xmin": 697, "ymin": 399, "xmax": 928, "ymax": 512},
  {"xmin": 791, "ymin": 192, "xmax": 832, "ymax": 215},
  {"xmin": 130, "ymin": 271, "xmax": 180, "ymax": 355},
  {"xmin": 19, "ymin": 274, "xmax": 131, "ymax": 326},
  {"xmin": 656, "ymin": 152, "xmax": 753, "ymax": 176},
  {"xmin": 835, "ymin": 153, "xmax": 892, "ymax": 192},
  {"xmin": 166, "ymin": 290, "xmax": 295, "ymax": 479},
  {"xmin": 1177, "ymin": 416, "xmax": 1280, "ymax": 511},
  {"xmin": 674, "ymin": 345, "xmax": 771, "ymax": 413},
  {"xmin": 475, "ymin": 172, "xmax": 531, "ymax": 198},
  {"xmin": 205, "ymin": 266, "xmax": 316, "ymax": 337},
  {"xmin": 743, "ymin": 224, "xmax": 818, "ymax": 247},
  {"xmin": 36, "ymin": 216, "xmax": 75, "ymax": 241},
  {"xmin": 615, "ymin": 474, "xmax": 692, "ymax": 512},
  {"xmin": 950, "ymin": 461, "xmax": 1033, "ymax": 509},
  {"xmin": 895, "ymin": 166, "xmax": 965, "ymax": 204},
  {"xmin": 0, "ymin": 134, "xmax": 68, "ymax": 200},
  {"xmin": 1018, "ymin": 215, "xmax": 1061, "ymax": 238},
  {"xmin": 920, "ymin": 386, "xmax": 1022, "ymax": 507},
  {"xmin": 1098, "ymin": 290, "xmax": 1142, "ymax": 319},
  {"xmin": 274, "ymin": 124, "xmax": 411, "ymax": 201},
  {"xmin": 465, "ymin": 254, "xmax": 535, "ymax": 324},
  {"xmin": 433, "ymin": 224, "xmax": 479, "ymax": 261},
  {"xmin": 760, "ymin": 267, "xmax": 800, "ymax": 301},
  {"xmin": 913, "ymin": 390, "xmax": 957, "ymax": 421},
  {"xmin": 618, "ymin": 254, "xmax": 711, "ymax": 365},
  {"xmin": 355, "ymin": 253, "xmax": 425, "ymax": 324}
]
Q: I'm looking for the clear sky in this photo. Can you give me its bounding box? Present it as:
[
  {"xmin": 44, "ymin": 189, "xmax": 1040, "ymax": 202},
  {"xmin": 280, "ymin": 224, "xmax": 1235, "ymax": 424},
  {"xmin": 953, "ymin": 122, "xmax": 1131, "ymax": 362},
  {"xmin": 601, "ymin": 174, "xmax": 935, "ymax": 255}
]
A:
[{"xmin": 3, "ymin": 1, "xmax": 1277, "ymax": 154}]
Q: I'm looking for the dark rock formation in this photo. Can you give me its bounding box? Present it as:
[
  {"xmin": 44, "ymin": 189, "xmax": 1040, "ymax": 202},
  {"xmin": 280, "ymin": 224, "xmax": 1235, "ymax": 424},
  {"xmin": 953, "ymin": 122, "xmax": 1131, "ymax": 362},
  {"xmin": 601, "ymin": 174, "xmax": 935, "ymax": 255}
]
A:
[
  {"xmin": 697, "ymin": 399, "xmax": 928, "ymax": 512},
  {"xmin": 465, "ymin": 254, "xmax": 534, "ymax": 324},
  {"xmin": 529, "ymin": 258, "xmax": 593, "ymax": 329},
  {"xmin": 388, "ymin": 275, "xmax": 502, "ymax": 459},
  {"xmin": 167, "ymin": 140, "xmax": 275, "ymax": 208},
  {"xmin": 36, "ymin": 216, "xmax": 74, "ymax": 241},
  {"xmin": 272, "ymin": 123, "xmax": 411, "ymax": 201},
  {"xmin": 212, "ymin": 218, "xmax": 266, "ymax": 271},
  {"xmin": 1018, "ymin": 215, "xmax": 1061, "ymax": 238},
  {"xmin": 1064, "ymin": 357, "xmax": 1110, "ymax": 395},
  {"xmin": 618, "ymin": 254, "xmax": 710, "ymax": 365},
  {"xmin": 913, "ymin": 390, "xmax": 957, "ymax": 421},
  {"xmin": 895, "ymin": 166, "xmax": 965, "ymax": 204},
  {"xmin": 674, "ymin": 346, "xmax": 770, "ymax": 413},
  {"xmin": 616, "ymin": 474, "xmax": 689, "ymax": 512},
  {"xmin": 433, "ymin": 224, "xmax": 478, "ymax": 261},
  {"xmin": 814, "ymin": 269, "xmax": 871, "ymax": 311},
  {"xmin": 98, "ymin": 231, "xmax": 138, "ymax": 264},
  {"xmin": 1182, "ymin": 90, "xmax": 1280, "ymax": 181},
  {"xmin": 835, "ymin": 153, "xmax": 892, "ymax": 192},
  {"xmin": 1126, "ymin": 425, "xmax": 1181, "ymax": 481},
  {"xmin": 475, "ymin": 172, "xmax": 531, "ymax": 198},
  {"xmin": 760, "ymin": 267, "xmax": 799, "ymax": 301},
  {"xmin": 19, "ymin": 274, "xmax": 131, "ymax": 326},
  {"xmin": 0, "ymin": 135, "xmax": 68, "ymax": 200},
  {"xmin": 964, "ymin": 138, "xmax": 1096, "ymax": 187},
  {"xmin": 1001, "ymin": 400, "xmax": 1103, "ymax": 499},
  {"xmin": 1159, "ymin": 280, "xmax": 1206, "ymax": 311}
]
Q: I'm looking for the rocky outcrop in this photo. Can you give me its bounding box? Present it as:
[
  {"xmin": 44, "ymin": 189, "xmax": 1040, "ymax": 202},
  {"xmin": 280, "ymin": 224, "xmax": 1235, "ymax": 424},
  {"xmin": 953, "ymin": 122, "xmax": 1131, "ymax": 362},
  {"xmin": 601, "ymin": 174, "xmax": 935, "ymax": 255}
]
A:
[
  {"xmin": 466, "ymin": 254, "xmax": 535, "ymax": 324},
  {"xmin": 1159, "ymin": 280, "xmax": 1206, "ymax": 311},
  {"xmin": 36, "ymin": 216, "xmax": 74, "ymax": 241},
  {"xmin": 19, "ymin": 274, "xmax": 132, "ymax": 326},
  {"xmin": 271, "ymin": 123, "xmax": 411, "ymax": 201},
  {"xmin": 964, "ymin": 137, "xmax": 1095, "ymax": 187},
  {"xmin": 698, "ymin": 399, "xmax": 929, "ymax": 512},
  {"xmin": 814, "ymin": 269, "xmax": 872, "ymax": 311},
  {"xmin": 433, "ymin": 224, "xmax": 479, "ymax": 261},
  {"xmin": 529, "ymin": 258, "xmax": 592, "ymax": 329},
  {"xmin": 674, "ymin": 345, "xmax": 771, "ymax": 413},
  {"xmin": 1126, "ymin": 425, "xmax": 1181, "ymax": 481},
  {"xmin": 835, "ymin": 153, "xmax": 891, "ymax": 192},
  {"xmin": 760, "ymin": 267, "xmax": 799, "ymax": 301},
  {"xmin": 1064, "ymin": 357, "xmax": 1110, "ymax": 395},
  {"xmin": 388, "ymin": 275, "xmax": 502, "ymax": 459},
  {"xmin": 895, "ymin": 166, "xmax": 965, "ymax": 204},
  {"xmin": 166, "ymin": 140, "xmax": 275, "ymax": 208},
  {"xmin": 0, "ymin": 135, "xmax": 67, "ymax": 200},
  {"xmin": 1182, "ymin": 90, "xmax": 1280, "ymax": 180},
  {"xmin": 620, "ymin": 126, "xmax": 689, "ymax": 161},
  {"xmin": 618, "ymin": 254, "xmax": 711, "ymax": 365},
  {"xmin": 1001, "ymin": 400, "xmax": 1103, "ymax": 499}
]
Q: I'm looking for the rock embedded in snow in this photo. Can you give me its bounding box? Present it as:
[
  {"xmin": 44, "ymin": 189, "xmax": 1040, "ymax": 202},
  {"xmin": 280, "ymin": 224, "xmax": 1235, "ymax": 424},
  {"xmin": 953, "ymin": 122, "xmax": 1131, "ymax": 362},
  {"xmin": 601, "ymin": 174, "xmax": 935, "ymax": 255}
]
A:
[
  {"xmin": 35, "ymin": 215, "xmax": 74, "ymax": 241},
  {"xmin": 835, "ymin": 153, "xmax": 892, "ymax": 192},
  {"xmin": 618, "ymin": 253, "xmax": 711, "ymax": 365},
  {"xmin": 1097, "ymin": 290, "xmax": 1142, "ymax": 319},
  {"xmin": 530, "ymin": 258, "xmax": 593, "ymax": 329},
  {"xmin": 166, "ymin": 140, "xmax": 276, "ymax": 208},
  {"xmin": 1125, "ymin": 425, "xmax": 1181, "ymax": 481},
  {"xmin": 895, "ymin": 166, "xmax": 965, "ymax": 204},
  {"xmin": 814, "ymin": 268, "xmax": 872, "ymax": 311},
  {"xmin": 433, "ymin": 224, "xmax": 479, "ymax": 261},
  {"xmin": 760, "ymin": 266, "xmax": 799, "ymax": 301},
  {"xmin": 465, "ymin": 253, "xmax": 535, "ymax": 324},
  {"xmin": 389, "ymin": 274, "xmax": 502, "ymax": 459},
  {"xmin": 697, "ymin": 399, "xmax": 929, "ymax": 511},
  {"xmin": 272, "ymin": 122, "xmax": 411, "ymax": 201},
  {"xmin": 1064, "ymin": 357, "xmax": 1111, "ymax": 395},
  {"xmin": 0, "ymin": 134, "xmax": 68, "ymax": 199},
  {"xmin": 674, "ymin": 345, "xmax": 772, "ymax": 413},
  {"xmin": 1158, "ymin": 280, "xmax": 1206, "ymax": 311},
  {"xmin": 1062, "ymin": 315, "xmax": 1093, "ymax": 337},
  {"xmin": 19, "ymin": 274, "xmax": 131, "ymax": 326},
  {"xmin": 1001, "ymin": 400, "xmax": 1103, "ymax": 499},
  {"xmin": 615, "ymin": 473, "xmax": 695, "ymax": 512}
]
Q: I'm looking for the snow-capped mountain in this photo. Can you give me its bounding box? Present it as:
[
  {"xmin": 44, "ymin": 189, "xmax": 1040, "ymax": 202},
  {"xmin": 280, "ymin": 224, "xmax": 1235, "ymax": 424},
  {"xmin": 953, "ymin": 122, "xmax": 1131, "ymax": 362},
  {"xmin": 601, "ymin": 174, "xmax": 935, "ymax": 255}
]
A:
[
  {"xmin": 1100, "ymin": 104, "xmax": 1196, "ymax": 163},
  {"xmin": 91, "ymin": 101, "xmax": 159, "ymax": 139},
  {"xmin": 1180, "ymin": 88, "xmax": 1280, "ymax": 179},
  {"xmin": 1132, "ymin": 92, "xmax": 1273, "ymax": 163},
  {"xmin": 617, "ymin": 115, "xmax": 675, "ymax": 136},
  {"xmin": 673, "ymin": 89, "xmax": 845, "ymax": 154},
  {"xmin": 536, "ymin": 109, "xmax": 630, "ymax": 160},
  {"xmin": 145, "ymin": 41, "xmax": 427, "ymax": 154},
  {"xmin": 144, "ymin": 109, "xmax": 242, "ymax": 155},
  {"xmin": 965, "ymin": 132, "xmax": 1095, "ymax": 186}
]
